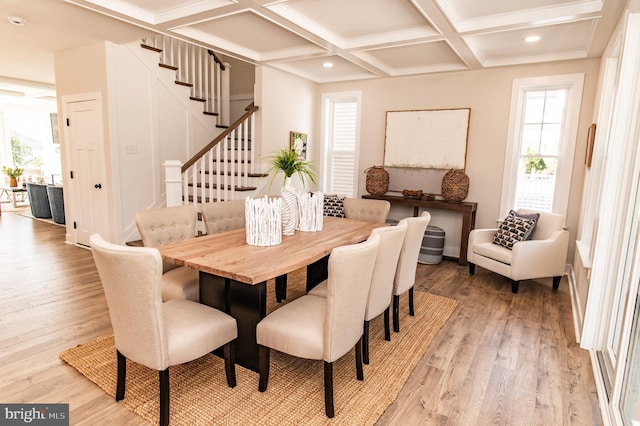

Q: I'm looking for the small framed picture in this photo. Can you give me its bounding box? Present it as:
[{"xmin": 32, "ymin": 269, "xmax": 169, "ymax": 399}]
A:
[
  {"xmin": 585, "ymin": 123, "xmax": 596, "ymax": 167},
  {"xmin": 290, "ymin": 131, "xmax": 307, "ymax": 160}
]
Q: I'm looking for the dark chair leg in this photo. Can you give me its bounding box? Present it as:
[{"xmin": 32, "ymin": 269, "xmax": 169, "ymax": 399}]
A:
[
  {"xmin": 383, "ymin": 307, "xmax": 391, "ymax": 341},
  {"xmin": 258, "ymin": 345, "xmax": 270, "ymax": 392},
  {"xmin": 393, "ymin": 295, "xmax": 400, "ymax": 333},
  {"xmin": 511, "ymin": 280, "xmax": 520, "ymax": 293},
  {"xmin": 362, "ymin": 321, "xmax": 370, "ymax": 365},
  {"xmin": 116, "ymin": 350, "xmax": 126, "ymax": 401},
  {"xmin": 324, "ymin": 361, "xmax": 335, "ymax": 418},
  {"xmin": 355, "ymin": 338, "xmax": 364, "ymax": 381},
  {"xmin": 224, "ymin": 341, "xmax": 236, "ymax": 388},
  {"xmin": 552, "ymin": 275, "xmax": 561, "ymax": 290},
  {"xmin": 408, "ymin": 287, "xmax": 415, "ymax": 316},
  {"xmin": 469, "ymin": 262, "xmax": 476, "ymax": 275},
  {"xmin": 275, "ymin": 274, "xmax": 287, "ymax": 302},
  {"xmin": 159, "ymin": 369, "xmax": 170, "ymax": 426}
]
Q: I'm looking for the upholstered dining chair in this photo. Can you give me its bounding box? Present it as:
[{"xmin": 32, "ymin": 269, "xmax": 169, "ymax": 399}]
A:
[
  {"xmin": 343, "ymin": 198, "xmax": 391, "ymax": 223},
  {"xmin": 392, "ymin": 211, "xmax": 431, "ymax": 333},
  {"xmin": 201, "ymin": 199, "xmax": 246, "ymax": 235},
  {"xmin": 89, "ymin": 234, "xmax": 237, "ymax": 426},
  {"xmin": 256, "ymin": 232, "xmax": 380, "ymax": 418},
  {"xmin": 134, "ymin": 204, "xmax": 199, "ymax": 302},
  {"xmin": 309, "ymin": 222, "xmax": 407, "ymax": 364},
  {"xmin": 467, "ymin": 209, "xmax": 569, "ymax": 293}
]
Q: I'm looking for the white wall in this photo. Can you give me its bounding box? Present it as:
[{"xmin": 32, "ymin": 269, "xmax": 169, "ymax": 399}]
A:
[
  {"xmin": 254, "ymin": 66, "xmax": 318, "ymax": 192},
  {"xmin": 316, "ymin": 59, "xmax": 601, "ymax": 260}
]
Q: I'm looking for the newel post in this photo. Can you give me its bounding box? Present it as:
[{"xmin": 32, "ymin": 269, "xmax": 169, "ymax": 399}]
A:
[{"xmin": 164, "ymin": 160, "xmax": 183, "ymax": 207}]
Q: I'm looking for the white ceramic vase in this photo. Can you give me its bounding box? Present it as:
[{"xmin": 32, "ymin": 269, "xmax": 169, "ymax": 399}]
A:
[{"xmin": 281, "ymin": 177, "xmax": 298, "ymax": 236}]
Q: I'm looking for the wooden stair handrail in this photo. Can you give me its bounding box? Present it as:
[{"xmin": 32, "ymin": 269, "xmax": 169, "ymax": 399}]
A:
[
  {"xmin": 207, "ymin": 49, "xmax": 226, "ymax": 71},
  {"xmin": 182, "ymin": 104, "xmax": 259, "ymax": 172}
]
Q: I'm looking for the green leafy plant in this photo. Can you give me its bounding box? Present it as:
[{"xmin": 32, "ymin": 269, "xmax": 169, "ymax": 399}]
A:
[
  {"xmin": 2, "ymin": 165, "xmax": 24, "ymax": 179},
  {"xmin": 267, "ymin": 147, "xmax": 317, "ymax": 187},
  {"xmin": 524, "ymin": 148, "xmax": 547, "ymax": 174}
]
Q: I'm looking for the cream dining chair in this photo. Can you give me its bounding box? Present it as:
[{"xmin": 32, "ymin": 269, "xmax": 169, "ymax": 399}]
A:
[
  {"xmin": 134, "ymin": 204, "xmax": 200, "ymax": 302},
  {"xmin": 343, "ymin": 198, "xmax": 391, "ymax": 223},
  {"xmin": 201, "ymin": 199, "xmax": 246, "ymax": 235},
  {"xmin": 256, "ymin": 232, "xmax": 380, "ymax": 418},
  {"xmin": 393, "ymin": 211, "xmax": 431, "ymax": 333},
  {"xmin": 309, "ymin": 222, "xmax": 407, "ymax": 364},
  {"xmin": 90, "ymin": 234, "xmax": 238, "ymax": 426}
]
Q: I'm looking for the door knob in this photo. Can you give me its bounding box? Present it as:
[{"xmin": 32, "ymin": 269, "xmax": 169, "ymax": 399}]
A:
[{"xmin": 94, "ymin": 183, "xmax": 102, "ymax": 189}]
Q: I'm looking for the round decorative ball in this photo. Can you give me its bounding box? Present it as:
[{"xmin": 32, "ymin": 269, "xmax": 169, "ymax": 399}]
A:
[
  {"xmin": 365, "ymin": 166, "xmax": 389, "ymax": 196},
  {"xmin": 441, "ymin": 169, "xmax": 469, "ymax": 203}
]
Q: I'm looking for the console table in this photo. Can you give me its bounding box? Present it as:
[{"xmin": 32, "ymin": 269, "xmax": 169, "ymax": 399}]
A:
[{"xmin": 363, "ymin": 193, "xmax": 477, "ymax": 265}]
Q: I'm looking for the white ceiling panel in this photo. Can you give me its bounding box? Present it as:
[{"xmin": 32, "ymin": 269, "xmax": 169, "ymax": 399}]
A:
[{"xmin": 466, "ymin": 21, "xmax": 596, "ymax": 67}]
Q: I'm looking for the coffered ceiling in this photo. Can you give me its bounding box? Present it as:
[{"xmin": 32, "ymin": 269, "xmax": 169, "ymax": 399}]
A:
[{"xmin": 0, "ymin": 0, "xmax": 628, "ymax": 93}]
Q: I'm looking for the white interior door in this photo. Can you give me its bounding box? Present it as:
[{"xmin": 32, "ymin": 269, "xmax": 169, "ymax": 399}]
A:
[{"xmin": 63, "ymin": 94, "xmax": 109, "ymax": 247}]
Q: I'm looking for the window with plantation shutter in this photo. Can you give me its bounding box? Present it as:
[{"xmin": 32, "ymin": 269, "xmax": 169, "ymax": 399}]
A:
[{"xmin": 321, "ymin": 92, "xmax": 361, "ymax": 198}]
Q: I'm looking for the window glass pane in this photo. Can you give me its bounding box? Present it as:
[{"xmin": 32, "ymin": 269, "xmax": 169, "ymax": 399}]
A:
[
  {"xmin": 543, "ymin": 90, "xmax": 566, "ymax": 123},
  {"xmin": 521, "ymin": 124, "xmax": 541, "ymax": 154},
  {"xmin": 524, "ymin": 91, "xmax": 545, "ymax": 123},
  {"xmin": 540, "ymin": 123, "xmax": 561, "ymax": 155},
  {"xmin": 514, "ymin": 156, "xmax": 556, "ymax": 212}
]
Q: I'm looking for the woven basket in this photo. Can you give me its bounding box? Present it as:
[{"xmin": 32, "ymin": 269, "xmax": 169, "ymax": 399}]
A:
[
  {"xmin": 365, "ymin": 166, "xmax": 389, "ymax": 196},
  {"xmin": 441, "ymin": 169, "xmax": 469, "ymax": 203}
]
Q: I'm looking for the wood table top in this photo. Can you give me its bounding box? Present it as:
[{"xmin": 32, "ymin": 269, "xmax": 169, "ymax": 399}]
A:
[{"xmin": 158, "ymin": 216, "xmax": 384, "ymax": 285}]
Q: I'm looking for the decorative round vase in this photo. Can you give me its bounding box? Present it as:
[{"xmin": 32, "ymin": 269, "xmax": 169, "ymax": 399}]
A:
[
  {"xmin": 441, "ymin": 169, "xmax": 469, "ymax": 203},
  {"xmin": 365, "ymin": 166, "xmax": 389, "ymax": 196},
  {"xmin": 9, "ymin": 177, "xmax": 18, "ymax": 187},
  {"xmin": 281, "ymin": 177, "xmax": 299, "ymax": 236}
]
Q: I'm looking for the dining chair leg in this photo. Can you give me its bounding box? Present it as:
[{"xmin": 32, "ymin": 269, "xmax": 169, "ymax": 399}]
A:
[
  {"xmin": 552, "ymin": 275, "xmax": 561, "ymax": 289},
  {"xmin": 258, "ymin": 345, "xmax": 270, "ymax": 392},
  {"xmin": 355, "ymin": 339, "xmax": 364, "ymax": 381},
  {"xmin": 116, "ymin": 350, "xmax": 126, "ymax": 401},
  {"xmin": 383, "ymin": 307, "xmax": 391, "ymax": 341},
  {"xmin": 324, "ymin": 361, "xmax": 335, "ymax": 418},
  {"xmin": 393, "ymin": 294, "xmax": 400, "ymax": 333},
  {"xmin": 159, "ymin": 368, "xmax": 170, "ymax": 426},
  {"xmin": 362, "ymin": 321, "xmax": 370, "ymax": 365},
  {"xmin": 409, "ymin": 287, "xmax": 415, "ymax": 316},
  {"xmin": 224, "ymin": 341, "xmax": 236, "ymax": 388}
]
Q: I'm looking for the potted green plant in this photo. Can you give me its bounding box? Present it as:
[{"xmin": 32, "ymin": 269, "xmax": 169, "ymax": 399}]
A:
[
  {"xmin": 266, "ymin": 147, "xmax": 317, "ymax": 235},
  {"xmin": 267, "ymin": 147, "xmax": 317, "ymax": 187},
  {"xmin": 2, "ymin": 166, "xmax": 24, "ymax": 187}
]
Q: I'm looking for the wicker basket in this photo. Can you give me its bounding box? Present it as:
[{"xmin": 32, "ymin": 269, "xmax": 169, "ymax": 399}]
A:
[
  {"xmin": 441, "ymin": 169, "xmax": 469, "ymax": 203},
  {"xmin": 365, "ymin": 166, "xmax": 389, "ymax": 196}
]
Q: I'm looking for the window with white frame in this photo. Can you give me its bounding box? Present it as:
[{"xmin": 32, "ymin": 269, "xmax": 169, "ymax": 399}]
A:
[
  {"xmin": 499, "ymin": 74, "xmax": 584, "ymax": 219},
  {"xmin": 320, "ymin": 91, "xmax": 361, "ymax": 198}
]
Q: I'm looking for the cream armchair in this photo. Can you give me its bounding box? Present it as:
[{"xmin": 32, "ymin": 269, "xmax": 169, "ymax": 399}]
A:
[{"xmin": 467, "ymin": 209, "xmax": 569, "ymax": 293}]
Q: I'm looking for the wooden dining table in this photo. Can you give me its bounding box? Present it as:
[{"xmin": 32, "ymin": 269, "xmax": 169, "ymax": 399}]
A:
[{"xmin": 158, "ymin": 216, "xmax": 384, "ymax": 372}]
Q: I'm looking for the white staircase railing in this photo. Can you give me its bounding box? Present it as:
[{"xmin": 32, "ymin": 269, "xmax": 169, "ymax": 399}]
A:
[
  {"xmin": 165, "ymin": 105, "xmax": 263, "ymax": 221},
  {"xmin": 141, "ymin": 34, "xmax": 230, "ymax": 126}
]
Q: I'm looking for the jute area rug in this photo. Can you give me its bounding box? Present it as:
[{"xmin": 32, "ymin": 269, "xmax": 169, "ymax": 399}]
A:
[{"xmin": 60, "ymin": 269, "xmax": 458, "ymax": 425}]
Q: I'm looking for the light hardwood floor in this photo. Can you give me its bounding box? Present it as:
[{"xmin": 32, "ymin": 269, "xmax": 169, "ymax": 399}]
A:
[{"xmin": 0, "ymin": 211, "xmax": 602, "ymax": 425}]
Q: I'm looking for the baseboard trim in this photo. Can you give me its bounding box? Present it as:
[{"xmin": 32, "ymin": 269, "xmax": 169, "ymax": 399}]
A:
[{"xmin": 566, "ymin": 264, "xmax": 584, "ymax": 344}]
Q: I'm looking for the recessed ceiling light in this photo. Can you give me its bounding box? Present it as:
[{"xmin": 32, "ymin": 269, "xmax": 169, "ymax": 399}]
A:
[
  {"xmin": 7, "ymin": 16, "xmax": 26, "ymax": 26},
  {"xmin": 322, "ymin": 62, "xmax": 334, "ymax": 68},
  {"xmin": 524, "ymin": 35, "xmax": 541, "ymax": 43}
]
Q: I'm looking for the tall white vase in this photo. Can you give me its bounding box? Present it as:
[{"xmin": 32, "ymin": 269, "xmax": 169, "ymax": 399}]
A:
[{"xmin": 281, "ymin": 177, "xmax": 298, "ymax": 236}]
